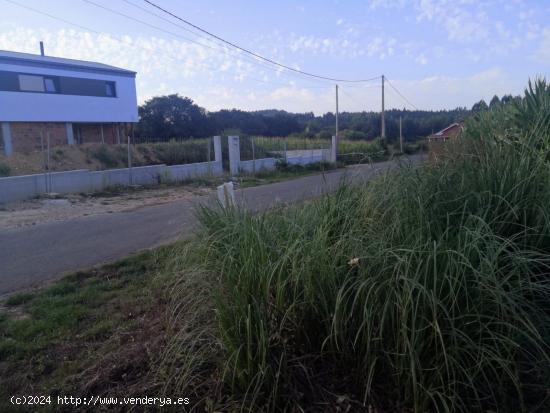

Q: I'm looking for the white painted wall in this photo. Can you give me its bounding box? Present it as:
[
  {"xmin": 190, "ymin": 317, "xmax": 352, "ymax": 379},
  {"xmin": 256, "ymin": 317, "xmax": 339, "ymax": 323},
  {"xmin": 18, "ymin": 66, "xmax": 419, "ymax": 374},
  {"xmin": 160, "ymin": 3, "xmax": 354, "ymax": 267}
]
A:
[{"xmin": 0, "ymin": 62, "xmax": 138, "ymax": 122}]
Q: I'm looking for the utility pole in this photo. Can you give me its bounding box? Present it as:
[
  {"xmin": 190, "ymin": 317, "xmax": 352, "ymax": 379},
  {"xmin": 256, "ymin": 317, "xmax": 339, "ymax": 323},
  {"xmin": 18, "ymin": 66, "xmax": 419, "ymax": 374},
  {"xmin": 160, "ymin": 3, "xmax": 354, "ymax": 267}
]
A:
[
  {"xmin": 335, "ymin": 84, "xmax": 339, "ymax": 140},
  {"xmin": 381, "ymin": 75, "xmax": 386, "ymax": 140},
  {"xmin": 399, "ymin": 116, "xmax": 403, "ymax": 153}
]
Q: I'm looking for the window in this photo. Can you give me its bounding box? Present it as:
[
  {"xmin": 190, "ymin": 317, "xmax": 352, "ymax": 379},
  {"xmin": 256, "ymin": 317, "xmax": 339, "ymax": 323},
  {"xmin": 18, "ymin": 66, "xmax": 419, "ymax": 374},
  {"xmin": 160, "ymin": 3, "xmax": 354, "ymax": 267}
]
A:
[
  {"xmin": 105, "ymin": 81, "xmax": 116, "ymax": 97},
  {"xmin": 1, "ymin": 70, "xmax": 120, "ymax": 97},
  {"xmin": 44, "ymin": 77, "xmax": 57, "ymax": 93},
  {"xmin": 18, "ymin": 74, "xmax": 45, "ymax": 92}
]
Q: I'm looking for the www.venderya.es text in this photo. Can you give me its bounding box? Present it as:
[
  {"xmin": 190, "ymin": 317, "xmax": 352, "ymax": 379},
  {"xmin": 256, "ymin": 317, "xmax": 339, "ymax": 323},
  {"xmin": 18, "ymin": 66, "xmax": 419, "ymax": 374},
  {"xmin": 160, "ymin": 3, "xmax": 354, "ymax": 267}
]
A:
[{"xmin": 10, "ymin": 395, "xmax": 190, "ymax": 407}]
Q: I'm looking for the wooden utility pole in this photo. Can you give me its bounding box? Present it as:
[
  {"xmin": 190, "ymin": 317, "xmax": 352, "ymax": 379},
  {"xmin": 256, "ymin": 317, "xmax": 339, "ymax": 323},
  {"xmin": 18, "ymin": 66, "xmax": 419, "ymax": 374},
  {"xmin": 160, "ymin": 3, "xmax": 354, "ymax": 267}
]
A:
[
  {"xmin": 381, "ymin": 75, "xmax": 386, "ymax": 140},
  {"xmin": 399, "ymin": 116, "xmax": 403, "ymax": 153}
]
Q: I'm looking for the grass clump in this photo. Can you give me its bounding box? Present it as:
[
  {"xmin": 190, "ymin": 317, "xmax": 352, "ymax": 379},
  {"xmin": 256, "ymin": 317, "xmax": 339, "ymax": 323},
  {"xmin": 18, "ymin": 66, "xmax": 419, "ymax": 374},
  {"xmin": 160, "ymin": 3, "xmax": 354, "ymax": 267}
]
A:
[{"xmin": 191, "ymin": 79, "xmax": 550, "ymax": 411}]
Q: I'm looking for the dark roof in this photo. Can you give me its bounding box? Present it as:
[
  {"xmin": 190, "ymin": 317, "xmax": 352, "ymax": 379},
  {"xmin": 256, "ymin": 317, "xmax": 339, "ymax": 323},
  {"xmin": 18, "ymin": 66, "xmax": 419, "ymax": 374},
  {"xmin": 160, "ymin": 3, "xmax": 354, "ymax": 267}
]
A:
[{"xmin": 0, "ymin": 49, "xmax": 136, "ymax": 77}]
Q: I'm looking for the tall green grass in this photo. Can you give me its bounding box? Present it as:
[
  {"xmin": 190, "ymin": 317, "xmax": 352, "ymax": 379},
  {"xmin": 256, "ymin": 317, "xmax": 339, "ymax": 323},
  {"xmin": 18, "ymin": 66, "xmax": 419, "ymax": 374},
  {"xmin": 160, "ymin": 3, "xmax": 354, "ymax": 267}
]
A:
[{"xmin": 192, "ymin": 79, "xmax": 550, "ymax": 411}]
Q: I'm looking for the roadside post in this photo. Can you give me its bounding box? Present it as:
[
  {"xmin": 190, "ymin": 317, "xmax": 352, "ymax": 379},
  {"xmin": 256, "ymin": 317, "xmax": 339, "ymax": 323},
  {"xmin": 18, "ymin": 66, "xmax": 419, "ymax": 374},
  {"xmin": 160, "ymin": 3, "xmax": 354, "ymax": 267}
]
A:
[{"xmin": 217, "ymin": 182, "xmax": 236, "ymax": 208}]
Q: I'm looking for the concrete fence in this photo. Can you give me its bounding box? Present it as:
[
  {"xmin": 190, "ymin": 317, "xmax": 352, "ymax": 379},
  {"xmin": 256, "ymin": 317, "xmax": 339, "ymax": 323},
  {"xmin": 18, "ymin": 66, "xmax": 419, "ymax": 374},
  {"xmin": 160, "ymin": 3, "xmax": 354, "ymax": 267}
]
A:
[
  {"xmin": 0, "ymin": 136, "xmax": 222, "ymax": 203},
  {"xmin": 0, "ymin": 135, "xmax": 334, "ymax": 203},
  {"xmin": 228, "ymin": 136, "xmax": 334, "ymax": 175}
]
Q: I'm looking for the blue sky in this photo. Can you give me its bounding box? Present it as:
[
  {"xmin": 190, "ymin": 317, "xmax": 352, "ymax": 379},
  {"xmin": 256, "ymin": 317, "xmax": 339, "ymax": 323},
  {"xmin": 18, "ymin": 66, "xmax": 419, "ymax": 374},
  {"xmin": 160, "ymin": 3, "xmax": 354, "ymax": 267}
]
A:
[{"xmin": 1, "ymin": 0, "xmax": 548, "ymax": 114}]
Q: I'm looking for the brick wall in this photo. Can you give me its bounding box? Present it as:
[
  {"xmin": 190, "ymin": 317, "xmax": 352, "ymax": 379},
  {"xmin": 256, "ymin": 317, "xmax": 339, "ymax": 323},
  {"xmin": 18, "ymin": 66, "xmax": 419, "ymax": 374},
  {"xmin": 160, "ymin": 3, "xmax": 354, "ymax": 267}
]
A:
[
  {"xmin": 10, "ymin": 122, "xmax": 67, "ymax": 153},
  {"xmin": 75, "ymin": 123, "xmax": 123, "ymax": 145},
  {"xmin": 6, "ymin": 122, "xmax": 128, "ymax": 154}
]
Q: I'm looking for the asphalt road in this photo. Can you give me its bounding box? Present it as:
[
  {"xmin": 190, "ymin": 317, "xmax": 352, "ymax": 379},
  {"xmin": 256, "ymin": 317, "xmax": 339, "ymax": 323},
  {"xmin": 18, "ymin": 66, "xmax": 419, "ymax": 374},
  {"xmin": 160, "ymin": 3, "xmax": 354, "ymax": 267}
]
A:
[{"xmin": 0, "ymin": 156, "xmax": 421, "ymax": 295}]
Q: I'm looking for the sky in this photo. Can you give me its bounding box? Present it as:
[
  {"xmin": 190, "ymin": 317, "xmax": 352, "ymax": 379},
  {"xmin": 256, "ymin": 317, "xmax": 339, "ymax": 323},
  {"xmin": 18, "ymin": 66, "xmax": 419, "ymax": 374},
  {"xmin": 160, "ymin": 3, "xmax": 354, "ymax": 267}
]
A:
[{"xmin": 0, "ymin": 0, "xmax": 548, "ymax": 114}]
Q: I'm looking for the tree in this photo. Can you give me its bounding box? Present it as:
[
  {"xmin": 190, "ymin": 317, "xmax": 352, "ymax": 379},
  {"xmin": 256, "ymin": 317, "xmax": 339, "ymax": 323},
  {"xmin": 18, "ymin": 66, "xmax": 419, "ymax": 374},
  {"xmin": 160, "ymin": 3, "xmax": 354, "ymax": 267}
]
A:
[
  {"xmin": 489, "ymin": 95, "xmax": 501, "ymax": 109},
  {"xmin": 501, "ymin": 94, "xmax": 514, "ymax": 105},
  {"xmin": 472, "ymin": 99, "xmax": 489, "ymax": 112},
  {"xmin": 137, "ymin": 94, "xmax": 212, "ymax": 138}
]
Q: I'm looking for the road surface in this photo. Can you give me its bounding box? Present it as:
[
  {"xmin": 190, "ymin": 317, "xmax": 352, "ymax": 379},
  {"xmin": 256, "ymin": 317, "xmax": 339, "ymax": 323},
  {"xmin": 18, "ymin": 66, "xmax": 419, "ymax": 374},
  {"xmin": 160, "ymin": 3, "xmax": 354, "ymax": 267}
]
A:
[{"xmin": 0, "ymin": 156, "xmax": 420, "ymax": 295}]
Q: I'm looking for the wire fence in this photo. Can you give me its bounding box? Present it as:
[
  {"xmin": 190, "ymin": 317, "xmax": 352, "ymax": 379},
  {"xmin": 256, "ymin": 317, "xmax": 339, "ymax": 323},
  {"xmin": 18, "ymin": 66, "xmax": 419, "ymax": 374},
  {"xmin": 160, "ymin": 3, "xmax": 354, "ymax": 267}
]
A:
[
  {"xmin": 239, "ymin": 136, "xmax": 332, "ymax": 162},
  {"xmin": 0, "ymin": 135, "xmax": 216, "ymax": 178}
]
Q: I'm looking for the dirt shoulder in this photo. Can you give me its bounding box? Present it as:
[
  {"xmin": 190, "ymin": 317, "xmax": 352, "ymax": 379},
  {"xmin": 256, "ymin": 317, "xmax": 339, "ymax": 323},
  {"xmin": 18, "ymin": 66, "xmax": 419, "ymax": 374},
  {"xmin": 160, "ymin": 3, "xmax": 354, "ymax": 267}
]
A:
[{"xmin": 0, "ymin": 184, "xmax": 212, "ymax": 230}]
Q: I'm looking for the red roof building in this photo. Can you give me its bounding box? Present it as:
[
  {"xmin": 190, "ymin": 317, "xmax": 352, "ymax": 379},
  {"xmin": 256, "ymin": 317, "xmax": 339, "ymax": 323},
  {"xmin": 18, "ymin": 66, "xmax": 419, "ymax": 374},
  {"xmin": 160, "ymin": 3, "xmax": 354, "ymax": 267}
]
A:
[{"xmin": 428, "ymin": 122, "xmax": 464, "ymax": 141}]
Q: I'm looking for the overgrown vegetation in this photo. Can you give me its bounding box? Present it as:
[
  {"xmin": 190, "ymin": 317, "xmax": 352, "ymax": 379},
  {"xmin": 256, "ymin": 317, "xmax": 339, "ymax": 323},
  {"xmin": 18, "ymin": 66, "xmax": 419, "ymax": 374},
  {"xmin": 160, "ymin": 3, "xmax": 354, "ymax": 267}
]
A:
[{"xmin": 188, "ymin": 79, "xmax": 550, "ymax": 411}]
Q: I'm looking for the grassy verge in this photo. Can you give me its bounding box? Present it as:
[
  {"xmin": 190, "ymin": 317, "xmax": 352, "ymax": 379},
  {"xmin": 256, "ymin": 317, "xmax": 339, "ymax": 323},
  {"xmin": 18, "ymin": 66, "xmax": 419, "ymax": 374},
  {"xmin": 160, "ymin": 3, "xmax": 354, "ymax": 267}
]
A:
[{"xmin": 0, "ymin": 244, "xmax": 184, "ymax": 412}]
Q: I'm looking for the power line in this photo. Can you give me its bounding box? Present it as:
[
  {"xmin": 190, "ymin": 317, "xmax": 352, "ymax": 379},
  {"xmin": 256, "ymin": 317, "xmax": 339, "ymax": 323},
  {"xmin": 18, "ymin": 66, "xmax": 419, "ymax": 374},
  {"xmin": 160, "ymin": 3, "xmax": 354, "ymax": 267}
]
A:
[
  {"xmin": 385, "ymin": 76, "xmax": 419, "ymax": 110},
  {"xmin": 142, "ymin": 0, "xmax": 381, "ymax": 83},
  {"xmin": 83, "ymin": 0, "xmax": 334, "ymax": 86},
  {"xmin": 3, "ymin": 0, "xmax": 102, "ymax": 34},
  {"xmin": 338, "ymin": 86, "xmax": 368, "ymax": 111},
  {"xmin": 82, "ymin": 0, "xmax": 225, "ymax": 53},
  {"xmin": 2, "ymin": 0, "xmax": 329, "ymax": 90},
  {"xmin": 120, "ymin": 0, "xmax": 333, "ymax": 86}
]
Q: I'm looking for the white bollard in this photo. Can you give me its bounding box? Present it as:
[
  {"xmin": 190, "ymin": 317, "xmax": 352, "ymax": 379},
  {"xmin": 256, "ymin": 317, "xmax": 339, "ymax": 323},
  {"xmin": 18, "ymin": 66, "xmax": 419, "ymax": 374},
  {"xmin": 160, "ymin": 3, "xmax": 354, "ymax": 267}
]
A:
[{"xmin": 217, "ymin": 182, "xmax": 236, "ymax": 208}]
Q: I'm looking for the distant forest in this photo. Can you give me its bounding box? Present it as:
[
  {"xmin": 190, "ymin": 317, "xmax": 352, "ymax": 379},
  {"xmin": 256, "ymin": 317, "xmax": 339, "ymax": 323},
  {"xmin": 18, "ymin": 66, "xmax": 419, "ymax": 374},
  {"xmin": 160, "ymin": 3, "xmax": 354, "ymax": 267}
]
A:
[{"xmin": 136, "ymin": 94, "xmax": 514, "ymax": 142}]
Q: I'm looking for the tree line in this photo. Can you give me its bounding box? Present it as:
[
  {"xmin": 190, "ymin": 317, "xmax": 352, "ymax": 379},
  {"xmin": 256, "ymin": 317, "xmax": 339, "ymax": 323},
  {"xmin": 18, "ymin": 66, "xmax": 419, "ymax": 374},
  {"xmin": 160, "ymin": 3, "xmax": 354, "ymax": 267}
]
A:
[{"xmin": 136, "ymin": 93, "xmax": 513, "ymax": 142}]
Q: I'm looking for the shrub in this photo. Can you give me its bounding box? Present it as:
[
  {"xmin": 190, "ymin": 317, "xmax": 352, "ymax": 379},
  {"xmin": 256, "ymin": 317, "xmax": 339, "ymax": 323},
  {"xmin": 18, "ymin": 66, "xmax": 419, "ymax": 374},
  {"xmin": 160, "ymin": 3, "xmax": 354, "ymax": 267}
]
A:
[
  {"xmin": 340, "ymin": 129, "xmax": 369, "ymax": 140},
  {"xmin": 87, "ymin": 145, "xmax": 123, "ymax": 168},
  {"xmin": 0, "ymin": 163, "xmax": 10, "ymax": 177}
]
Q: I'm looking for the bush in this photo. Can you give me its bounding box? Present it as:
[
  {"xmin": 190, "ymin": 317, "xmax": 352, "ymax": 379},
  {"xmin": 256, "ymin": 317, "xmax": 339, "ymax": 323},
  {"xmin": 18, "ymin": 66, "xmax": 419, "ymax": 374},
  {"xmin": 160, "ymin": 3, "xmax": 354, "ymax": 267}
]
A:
[
  {"xmin": 194, "ymin": 79, "xmax": 550, "ymax": 412},
  {"xmin": 340, "ymin": 129, "xmax": 369, "ymax": 140},
  {"xmin": 0, "ymin": 163, "xmax": 10, "ymax": 177},
  {"xmin": 87, "ymin": 145, "xmax": 124, "ymax": 168},
  {"xmin": 403, "ymin": 142, "xmax": 418, "ymax": 154}
]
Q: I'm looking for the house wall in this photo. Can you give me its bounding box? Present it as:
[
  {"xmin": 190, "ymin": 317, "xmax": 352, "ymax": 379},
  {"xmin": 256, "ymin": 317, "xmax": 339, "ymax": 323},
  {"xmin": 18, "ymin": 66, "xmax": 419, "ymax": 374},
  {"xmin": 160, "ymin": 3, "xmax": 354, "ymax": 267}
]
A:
[
  {"xmin": 74, "ymin": 123, "xmax": 123, "ymax": 145},
  {"xmin": 2, "ymin": 122, "xmax": 126, "ymax": 153},
  {"xmin": 0, "ymin": 62, "xmax": 138, "ymax": 123},
  {"xmin": 10, "ymin": 122, "xmax": 67, "ymax": 153}
]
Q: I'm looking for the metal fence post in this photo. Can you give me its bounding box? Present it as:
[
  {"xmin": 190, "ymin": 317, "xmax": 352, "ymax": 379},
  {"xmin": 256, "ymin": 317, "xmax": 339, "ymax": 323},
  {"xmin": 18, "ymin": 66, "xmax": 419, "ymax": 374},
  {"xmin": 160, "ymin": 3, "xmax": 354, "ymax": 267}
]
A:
[
  {"xmin": 128, "ymin": 135, "xmax": 133, "ymax": 185},
  {"xmin": 47, "ymin": 132, "xmax": 51, "ymax": 193},
  {"xmin": 207, "ymin": 137, "xmax": 212, "ymax": 175},
  {"xmin": 252, "ymin": 137, "xmax": 256, "ymax": 175},
  {"xmin": 40, "ymin": 130, "xmax": 47, "ymax": 194}
]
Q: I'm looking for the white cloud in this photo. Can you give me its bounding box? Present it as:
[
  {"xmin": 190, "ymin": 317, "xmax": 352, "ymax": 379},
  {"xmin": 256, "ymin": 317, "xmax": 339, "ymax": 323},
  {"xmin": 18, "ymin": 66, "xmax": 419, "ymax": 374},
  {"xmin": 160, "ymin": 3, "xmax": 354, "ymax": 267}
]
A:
[
  {"xmin": 0, "ymin": 25, "xmax": 536, "ymax": 115},
  {"xmin": 416, "ymin": 0, "xmax": 488, "ymax": 43},
  {"xmin": 0, "ymin": 27, "xmax": 263, "ymax": 104},
  {"xmin": 389, "ymin": 68, "xmax": 520, "ymax": 110},
  {"xmin": 534, "ymin": 28, "xmax": 550, "ymax": 64},
  {"xmin": 415, "ymin": 54, "xmax": 428, "ymax": 65}
]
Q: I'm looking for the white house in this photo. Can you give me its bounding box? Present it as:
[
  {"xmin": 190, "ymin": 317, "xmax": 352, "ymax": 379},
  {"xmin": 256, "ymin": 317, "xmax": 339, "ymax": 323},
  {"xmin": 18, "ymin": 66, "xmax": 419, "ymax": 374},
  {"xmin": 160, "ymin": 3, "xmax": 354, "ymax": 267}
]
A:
[{"xmin": 0, "ymin": 47, "xmax": 138, "ymax": 155}]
